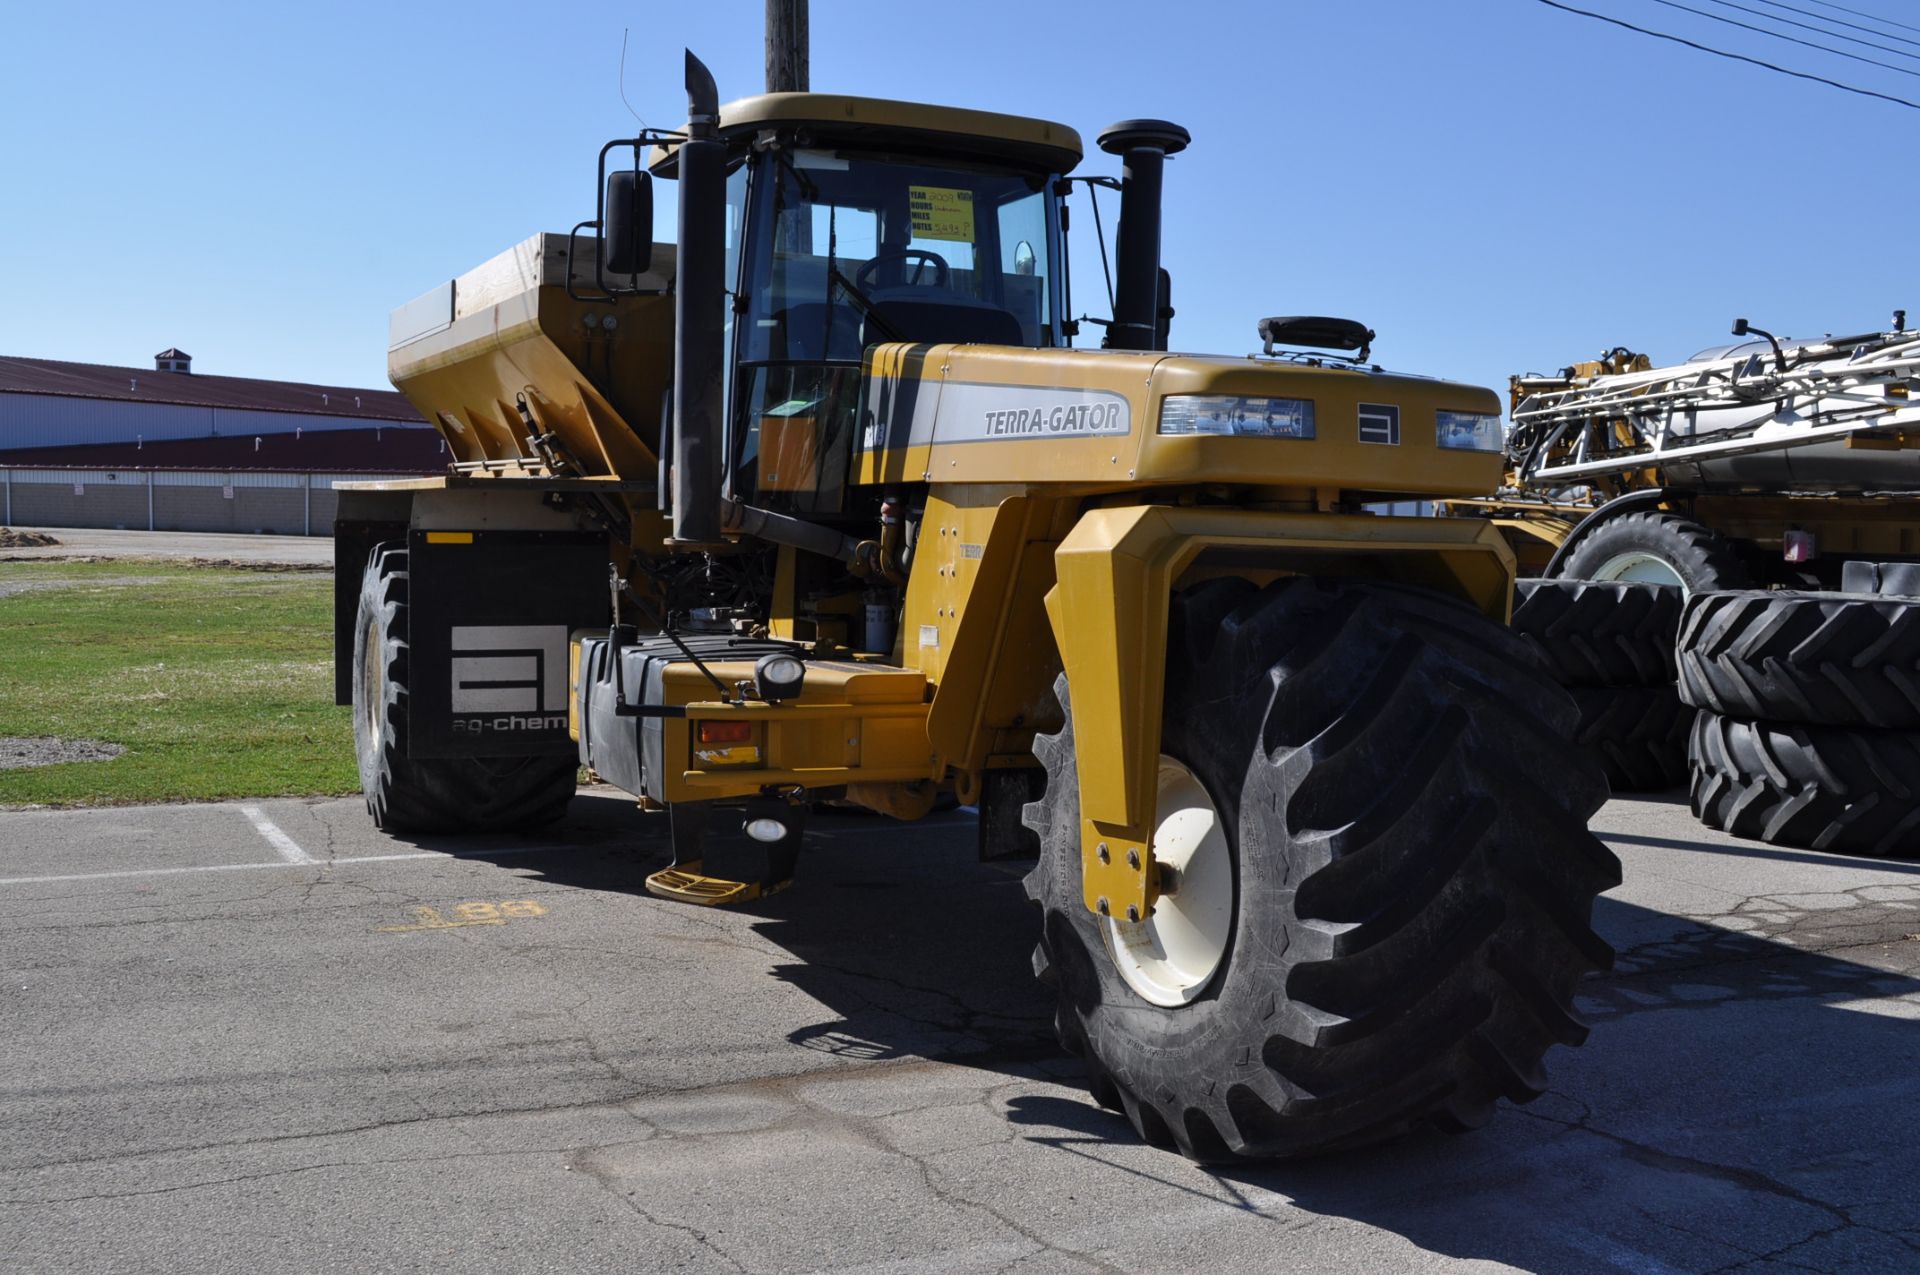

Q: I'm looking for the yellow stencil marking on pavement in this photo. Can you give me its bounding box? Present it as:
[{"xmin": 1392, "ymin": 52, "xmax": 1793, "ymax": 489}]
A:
[{"xmin": 380, "ymin": 899, "xmax": 549, "ymax": 932}]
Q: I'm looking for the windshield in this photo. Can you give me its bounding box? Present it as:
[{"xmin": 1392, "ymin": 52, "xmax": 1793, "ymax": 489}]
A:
[
  {"xmin": 727, "ymin": 147, "xmax": 1061, "ymax": 514},
  {"xmin": 743, "ymin": 148, "xmax": 1059, "ymax": 360}
]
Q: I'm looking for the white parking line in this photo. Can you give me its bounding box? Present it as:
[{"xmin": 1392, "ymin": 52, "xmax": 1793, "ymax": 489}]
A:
[
  {"xmin": 0, "ymin": 843, "xmax": 567, "ymax": 887},
  {"xmin": 236, "ymin": 804, "xmax": 316, "ymax": 864}
]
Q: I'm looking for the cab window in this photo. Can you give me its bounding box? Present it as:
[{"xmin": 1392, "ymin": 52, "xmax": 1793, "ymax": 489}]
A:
[{"xmin": 728, "ymin": 147, "xmax": 1062, "ymax": 515}]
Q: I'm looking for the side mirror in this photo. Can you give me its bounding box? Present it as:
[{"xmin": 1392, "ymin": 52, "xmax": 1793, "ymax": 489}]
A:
[{"xmin": 605, "ymin": 169, "xmax": 653, "ymax": 276}]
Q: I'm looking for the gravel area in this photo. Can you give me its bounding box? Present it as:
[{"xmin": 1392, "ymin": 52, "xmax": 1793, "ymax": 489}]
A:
[
  {"xmin": 0, "ymin": 530, "xmax": 59, "ymax": 548},
  {"xmin": 0, "ymin": 527, "xmax": 330, "ymax": 567},
  {"xmin": 0, "ymin": 737, "xmax": 124, "ymax": 770}
]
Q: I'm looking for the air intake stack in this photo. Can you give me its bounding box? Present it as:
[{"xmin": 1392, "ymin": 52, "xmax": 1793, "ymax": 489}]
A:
[
  {"xmin": 671, "ymin": 51, "xmax": 727, "ymax": 546},
  {"xmin": 1096, "ymin": 120, "xmax": 1189, "ymax": 353}
]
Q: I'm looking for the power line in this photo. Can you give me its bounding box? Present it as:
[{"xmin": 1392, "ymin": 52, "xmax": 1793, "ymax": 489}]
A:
[
  {"xmin": 1702, "ymin": 0, "xmax": 1920, "ymax": 58},
  {"xmin": 1746, "ymin": 0, "xmax": 1920, "ymax": 51},
  {"xmin": 1528, "ymin": 0, "xmax": 1920, "ymax": 110},
  {"xmin": 1645, "ymin": 0, "xmax": 1920, "ymax": 79},
  {"xmin": 1796, "ymin": 0, "xmax": 1920, "ymax": 38}
]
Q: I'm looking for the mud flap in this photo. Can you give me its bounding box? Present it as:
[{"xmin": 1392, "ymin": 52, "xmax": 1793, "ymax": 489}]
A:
[{"xmin": 404, "ymin": 529, "xmax": 607, "ymax": 758}]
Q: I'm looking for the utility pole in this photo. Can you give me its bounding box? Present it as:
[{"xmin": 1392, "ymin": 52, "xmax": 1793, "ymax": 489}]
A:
[{"xmin": 766, "ymin": 0, "xmax": 808, "ymax": 93}]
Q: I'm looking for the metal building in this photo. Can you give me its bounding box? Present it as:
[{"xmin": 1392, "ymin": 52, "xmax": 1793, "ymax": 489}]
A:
[{"xmin": 0, "ymin": 347, "xmax": 443, "ymax": 471}]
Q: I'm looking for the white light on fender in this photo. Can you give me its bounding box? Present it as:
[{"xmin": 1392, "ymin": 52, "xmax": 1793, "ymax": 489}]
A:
[
  {"xmin": 744, "ymin": 817, "xmax": 788, "ymax": 843},
  {"xmin": 1158, "ymin": 395, "xmax": 1315, "ymax": 438},
  {"xmin": 1436, "ymin": 410, "xmax": 1505, "ymax": 452}
]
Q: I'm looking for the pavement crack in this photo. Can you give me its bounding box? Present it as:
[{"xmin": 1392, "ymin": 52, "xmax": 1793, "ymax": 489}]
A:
[
  {"xmin": 2, "ymin": 1051, "xmax": 980, "ymax": 1178},
  {"xmin": 1702, "ymin": 1220, "xmax": 1855, "ymax": 1275},
  {"xmin": 789, "ymin": 961, "xmax": 1050, "ymax": 1056},
  {"xmin": 571, "ymin": 1147, "xmax": 749, "ymax": 1274},
  {"xmin": 1515, "ymin": 1093, "xmax": 1920, "ymax": 1268},
  {"xmin": 782, "ymin": 1083, "xmax": 1130, "ymax": 1275}
]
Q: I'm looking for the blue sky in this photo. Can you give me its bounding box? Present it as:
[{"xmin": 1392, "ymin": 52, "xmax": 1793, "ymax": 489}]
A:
[{"xmin": 2, "ymin": 0, "xmax": 1913, "ymax": 406}]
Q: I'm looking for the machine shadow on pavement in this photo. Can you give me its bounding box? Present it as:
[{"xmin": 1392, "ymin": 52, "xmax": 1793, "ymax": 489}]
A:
[
  {"xmin": 363, "ymin": 787, "xmax": 677, "ymax": 872},
  {"xmin": 1003, "ymin": 887, "xmax": 1920, "ymax": 1272},
  {"xmin": 416, "ymin": 790, "xmax": 1920, "ymax": 1270},
  {"xmin": 428, "ymin": 790, "xmax": 1065, "ymax": 1067}
]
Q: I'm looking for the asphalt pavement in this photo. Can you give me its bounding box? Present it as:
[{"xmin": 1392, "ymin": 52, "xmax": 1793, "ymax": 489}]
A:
[{"xmin": 2, "ymin": 789, "xmax": 1918, "ymax": 1274}]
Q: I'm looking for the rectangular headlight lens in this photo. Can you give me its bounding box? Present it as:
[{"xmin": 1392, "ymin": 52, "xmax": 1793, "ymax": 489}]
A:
[
  {"xmin": 1435, "ymin": 410, "xmax": 1504, "ymax": 452},
  {"xmin": 1158, "ymin": 395, "xmax": 1315, "ymax": 439}
]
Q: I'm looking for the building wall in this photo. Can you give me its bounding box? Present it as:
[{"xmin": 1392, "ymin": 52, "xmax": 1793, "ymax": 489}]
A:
[
  {"xmin": 0, "ymin": 391, "xmax": 421, "ymax": 452},
  {"xmin": 1, "ymin": 468, "xmax": 381, "ymax": 537}
]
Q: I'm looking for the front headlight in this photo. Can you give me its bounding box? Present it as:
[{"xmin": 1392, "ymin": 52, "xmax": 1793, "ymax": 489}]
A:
[
  {"xmin": 1435, "ymin": 411, "xmax": 1504, "ymax": 452},
  {"xmin": 1158, "ymin": 395, "xmax": 1315, "ymax": 439}
]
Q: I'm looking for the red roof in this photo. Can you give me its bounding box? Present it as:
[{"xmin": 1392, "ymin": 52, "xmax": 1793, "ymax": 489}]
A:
[{"xmin": 0, "ymin": 354, "xmax": 421, "ymax": 423}]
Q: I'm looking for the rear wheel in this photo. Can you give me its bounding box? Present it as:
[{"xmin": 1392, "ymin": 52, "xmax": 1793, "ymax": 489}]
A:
[
  {"xmin": 1023, "ymin": 577, "xmax": 1620, "ymax": 1162},
  {"xmin": 353, "ymin": 543, "xmax": 578, "ymax": 833},
  {"xmin": 1559, "ymin": 511, "xmax": 1747, "ymax": 594}
]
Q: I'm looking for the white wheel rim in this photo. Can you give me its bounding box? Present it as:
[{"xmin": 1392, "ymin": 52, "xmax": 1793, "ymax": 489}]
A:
[
  {"xmin": 360, "ymin": 617, "xmax": 382, "ymax": 743},
  {"xmin": 1102, "ymin": 756, "xmax": 1234, "ymax": 1008},
  {"xmin": 1590, "ymin": 550, "xmax": 1687, "ymax": 591}
]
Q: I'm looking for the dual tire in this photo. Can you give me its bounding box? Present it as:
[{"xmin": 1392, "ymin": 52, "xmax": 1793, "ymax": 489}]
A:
[
  {"xmin": 1677, "ymin": 589, "xmax": 1920, "ymax": 857},
  {"xmin": 1022, "ymin": 577, "xmax": 1620, "ymax": 1162},
  {"xmin": 1543, "ymin": 505, "xmax": 1920, "ymax": 856}
]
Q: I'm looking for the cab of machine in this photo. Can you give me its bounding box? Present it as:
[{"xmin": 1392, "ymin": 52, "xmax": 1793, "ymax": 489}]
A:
[{"xmin": 651, "ymin": 94, "xmax": 1083, "ymax": 518}]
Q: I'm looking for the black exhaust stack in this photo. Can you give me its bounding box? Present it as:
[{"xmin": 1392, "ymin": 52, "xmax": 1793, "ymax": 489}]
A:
[
  {"xmin": 671, "ymin": 51, "xmax": 727, "ymax": 546},
  {"xmin": 1096, "ymin": 120, "xmax": 1189, "ymax": 353}
]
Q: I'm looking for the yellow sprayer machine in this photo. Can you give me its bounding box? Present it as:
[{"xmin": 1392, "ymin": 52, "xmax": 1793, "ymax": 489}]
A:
[
  {"xmin": 1459, "ymin": 316, "xmax": 1920, "ymax": 591},
  {"xmin": 333, "ymin": 53, "xmax": 1619, "ymax": 1162}
]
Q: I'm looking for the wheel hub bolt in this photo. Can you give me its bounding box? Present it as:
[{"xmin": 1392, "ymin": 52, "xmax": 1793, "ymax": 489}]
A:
[
  {"xmin": 1097, "ymin": 896, "xmax": 1111, "ymax": 915},
  {"xmin": 1125, "ymin": 904, "xmax": 1141, "ymax": 923},
  {"xmin": 1096, "ymin": 842, "xmax": 1110, "ymax": 863},
  {"xmin": 1126, "ymin": 848, "xmax": 1141, "ymax": 870}
]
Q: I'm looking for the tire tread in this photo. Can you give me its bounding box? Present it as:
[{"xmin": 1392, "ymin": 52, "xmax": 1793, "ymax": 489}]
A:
[
  {"xmin": 1023, "ymin": 577, "xmax": 1619, "ymax": 1162},
  {"xmin": 1512, "ymin": 578, "xmax": 1683, "ymax": 686},
  {"xmin": 1677, "ymin": 590, "xmax": 1920, "ymax": 729},
  {"xmin": 1688, "ymin": 711, "xmax": 1920, "ymax": 858}
]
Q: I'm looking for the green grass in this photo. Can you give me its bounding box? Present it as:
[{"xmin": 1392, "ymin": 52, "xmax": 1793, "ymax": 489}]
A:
[{"xmin": 0, "ymin": 561, "xmax": 358, "ymax": 806}]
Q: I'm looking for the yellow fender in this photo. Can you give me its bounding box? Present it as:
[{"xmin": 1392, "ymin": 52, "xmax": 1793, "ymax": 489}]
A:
[{"xmin": 1044, "ymin": 505, "xmax": 1516, "ymax": 921}]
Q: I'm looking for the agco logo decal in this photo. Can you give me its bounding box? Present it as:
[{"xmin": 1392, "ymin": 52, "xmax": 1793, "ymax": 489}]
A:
[{"xmin": 449, "ymin": 625, "xmax": 569, "ymax": 733}]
